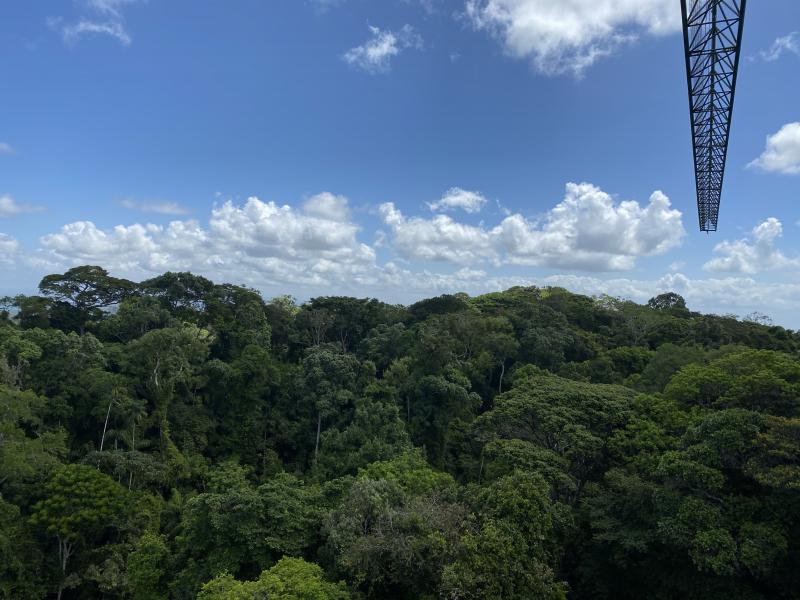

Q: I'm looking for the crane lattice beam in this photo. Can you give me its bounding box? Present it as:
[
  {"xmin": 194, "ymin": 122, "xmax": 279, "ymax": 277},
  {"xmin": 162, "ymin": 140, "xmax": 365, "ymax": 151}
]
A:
[{"xmin": 681, "ymin": 0, "xmax": 746, "ymax": 232}]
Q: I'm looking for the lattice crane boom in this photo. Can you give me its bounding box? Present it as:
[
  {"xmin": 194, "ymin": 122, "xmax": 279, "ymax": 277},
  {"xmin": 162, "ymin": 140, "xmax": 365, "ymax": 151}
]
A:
[{"xmin": 680, "ymin": 0, "xmax": 747, "ymax": 232}]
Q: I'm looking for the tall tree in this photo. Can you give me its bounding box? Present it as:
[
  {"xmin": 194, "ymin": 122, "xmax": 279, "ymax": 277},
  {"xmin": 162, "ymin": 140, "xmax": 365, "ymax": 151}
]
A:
[
  {"xmin": 30, "ymin": 465, "xmax": 127, "ymax": 600},
  {"xmin": 38, "ymin": 266, "xmax": 135, "ymax": 334}
]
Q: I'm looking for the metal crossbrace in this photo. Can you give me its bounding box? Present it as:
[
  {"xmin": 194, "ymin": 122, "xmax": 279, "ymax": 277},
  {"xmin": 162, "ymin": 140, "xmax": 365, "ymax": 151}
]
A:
[{"xmin": 680, "ymin": 0, "xmax": 746, "ymax": 232}]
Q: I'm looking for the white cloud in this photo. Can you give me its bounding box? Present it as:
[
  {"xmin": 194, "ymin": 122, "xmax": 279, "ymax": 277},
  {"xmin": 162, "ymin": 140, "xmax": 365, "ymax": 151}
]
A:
[
  {"xmin": 302, "ymin": 192, "xmax": 351, "ymax": 221},
  {"xmin": 120, "ymin": 199, "xmax": 191, "ymax": 215},
  {"xmin": 493, "ymin": 184, "xmax": 684, "ymax": 269},
  {"xmin": 37, "ymin": 194, "xmax": 376, "ymax": 288},
  {"xmin": 748, "ymin": 123, "xmax": 800, "ymax": 175},
  {"xmin": 669, "ymin": 261, "xmax": 685, "ymax": 272},
  {"xmin": 703, "ymin": 218, "xmax": 800, "ymax": 274},
  {"xmin": 342, "ymin": 25, "xmax": 422, "ymax": 74},
  {"xmin": 428, "ymin": 187, "xmax": 488, "ymax": 214},
  {"xmin": 61, "ymin": 20, "xmax": 131, "ymax": 45},
  {"xmin": 464, "ymin": 0, "xmax": 679, "ymax": 76},
  {"xmin": 0, "ymin": 234, "xmax": 20, "ymax": 266},
  {"xmin": 382, "ymin": 183, "xmax": 685, "ymax": 271},
  {"xmin": 0, "ymin": 195, "xmax": 45, "ymax": 217},
  {"xmin": 547, "ymin": 272, "xmax": 800, "ymax": 317},
  {"xmin": 379, "ymin": 202, "xmax": 496, "ymax": 263},
  {"xmin": 52, "ymin": 0, "xmax": 143, "ymax": 46},
  {"xmin": 0, "ymin": 143, "xmax": 14, "ymax": 155},
  {"xmin": 2, "ymin": 190, "xmax": 800, "ymax": 325},
  {"xmin": 85, "ymin": 0, "xmax": 140, "ymax": 17},
  {"xmin": 758, "ymin": 32, "xmax": 799, "ymax": 62}
]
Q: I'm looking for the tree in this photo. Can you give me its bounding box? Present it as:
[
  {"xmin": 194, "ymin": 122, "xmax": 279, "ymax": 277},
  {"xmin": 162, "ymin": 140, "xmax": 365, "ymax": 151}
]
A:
[
  {"xmin": 0, "ymin": 497, "xmax": 45, "ymax": 598},
  {"xmin": 474, "ymin": 368, "xmax": 634, "ymax": 504},
  {"xmin": 5, "ymin": 294, "xmax": 54, "ymax": 329},
  {"xmin": 647, "ymin": 292, "xmax": 688, "ymax": 313},
  {"xmin": 0, "ymin": 386, "xmax": 67, "ymax": 503},
  {"xmin": 97, "ymin": 296, "xmax": 175, "ymax": 342},
  {"xmin": 297, "ymin": 347, "xmax": 365, "ymax": 466},
  {"xmin": 174, "ymin": 462, "xmax": 268, "ymax": 592},
  {"xmin": 407, "ymin": 368, "xmax": 481, "ymax": 468},
  {"xmin": 636, "ymin": 343, "xmax": 705, "ymax": 392},
  {"xmin": 198, "ymin": 557, "xmax": 351, "ymax": 600},
  {"xmin": 665, "ymin": 348, "xmax": 800, "ymax": 415},
  {"xmin": 126, "ymin": 532, "xmax": 170, "ymax": 600},
  {"xmin": 5, "ymin": 267, "xmax": 800, "ymax": 599},
  {"xmin": 38, "ymin": 266, "xmax": 135, "ymax": 334},
  {"xmin": 140, "ymin": 271, "xmax": 215, "ymax": 319},
  {"xmin": 442, "ymin": 471, "xmax": 566, "ymax": 600},
  {"xmin": 317, "ymin": 390, "xmax": 411, "ymax": 478},
  {"xmin": 124, "ymin": 324, "xmax": 211, "ymax": 468},
  {"xmin": 174, "ymin": 464, "xmax": 324, "ymax": 594},
  {"xmin": 205, "ymin": 283, "xmax": 272, "ymax": 359},
  {"xmin": 325, "ymin": 452, "xmax": 466, "ymax": 599},
  {"xmin": 441, "ymin": 520, "xmax": 565, "ymax": 600},
  {"xmin": 303, "ymin": 296, "xmax": 404, "ymax": 353},
  {"xmin": 0, "ymin": 326, "xmax": 43, "ymax": 387},
  {"xmin": 30, "ymin": 465, "xmax": 127, "ymax": 600}
]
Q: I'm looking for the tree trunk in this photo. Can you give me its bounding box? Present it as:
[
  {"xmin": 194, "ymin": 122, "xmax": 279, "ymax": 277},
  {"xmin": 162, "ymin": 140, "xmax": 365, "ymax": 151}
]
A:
[
  {"xmin": 498, "ymin": 360, "xmax": 506, "ymax": 393},
  {"xmin": 314, "ymin": 411, "xmax": 322, "ymax": 465},
  {"xmin": 128, "ymin": 421, "xmax": 136, "ymax": 490},
  {"xmin": 99, "ymin": 398, "xmax": 113, "ymax": 452},
  {"xmin": 56, "ymin": 537, "xmax": 72, "ymax": 600}
]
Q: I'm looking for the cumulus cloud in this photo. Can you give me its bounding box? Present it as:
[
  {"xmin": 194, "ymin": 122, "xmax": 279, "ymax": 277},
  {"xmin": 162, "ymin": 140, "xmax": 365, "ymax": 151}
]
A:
[
  {"xmin": 703, "ymin": 218, "xmax": 800, "ymax": 274},
  {"xmin": 0, "ymin": 234, "xmax": 20, "ymax": 266},
  {"xmin": 379, "ymin": 202, "xmax": 496, "ymax": 263},
  {"xmin": 2, "ymin": 189, "xmax": 800, "ymax": 325},
  {"xmin": 494, "ymin": 184, "xmax": 685, "ymax": 269},
  {"xmin": 757, "ymin": 32, "xmax": 799, "ymax": 62},
  {"xmin": 37, "ymin": 193, "xmax": 375, "ymax": 288},
  {"xmin": 0, "ymin": 143, "xmax": 14, "ymax": 155},
  {"xmin": 381, "ymin": 183, "xmax": 685, "ymax": 270},
  {"xmin": 548, "ymin": 272, "xmax": 800, "ymax": 317},
  {"xmin": 120, "ymin": 199, "xmax": 191, "ymax": 216},
  {"xmin": 464, "ymin": 0, "xmax": 679, "ymax": 76},
  {"xmin": 342, "ymin": 25, "xmax": 422, "ymax": 74},
  {"xmin": 428, "ymin": 187, "xmax": 488, "ymax": 214},
  {"xmin": 0, "ymin": 195, "xmax": 45, "ymax": 217},
  {"xmin": 51, "ymin": 0, "xmax": 142, "ymax": 46},
  {"xmin": 748, "ymin": 123, "xmax": 800, "ymax": 175}
]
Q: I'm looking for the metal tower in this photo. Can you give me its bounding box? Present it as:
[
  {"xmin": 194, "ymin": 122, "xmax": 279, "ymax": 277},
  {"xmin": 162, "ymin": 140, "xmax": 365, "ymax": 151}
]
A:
[{"xmin": 680, "ymin": 0, "xmax": 746, "ymax": 232}]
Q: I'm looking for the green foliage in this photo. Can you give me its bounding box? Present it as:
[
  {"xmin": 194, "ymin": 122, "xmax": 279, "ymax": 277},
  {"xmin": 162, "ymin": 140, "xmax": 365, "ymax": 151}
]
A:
[
  {"xmin": 30, "ymin": 464, "xmax": 126, "ymax": 543},
  {"xmin": 0, "ymin": 386, "xmax": 66, "ymax": 500},
  {"xmin": 441, "ymin": 519, "xmax": 566, "ymax": 600},
  {"xmin": 29, "ymin": 465, "xmax": 127, "ymax": 597},
  {"xmin": 3, "ymin": 268, "xmax": 800, "ymax": 599},
  {"xmin": 198, "ymin": 557, "xmax": 351, "ymax": 600},
  {"xmin": 326, "ymin": 453, "xmax": 465, "ymax": 598},
  {"xmin": 127, "ymin": 532, "xmax": 170, "ymax": 600},
  {"xmin": 174, "ymin": 463, "xmax": 325, "ymax": 595},
  {"xmin": 0, "ymin": 497, "xmax": 45, "ymax": 598},
  {"xmin": 38, "ymin": 265, "xmax": 136, "ymax": 333}
]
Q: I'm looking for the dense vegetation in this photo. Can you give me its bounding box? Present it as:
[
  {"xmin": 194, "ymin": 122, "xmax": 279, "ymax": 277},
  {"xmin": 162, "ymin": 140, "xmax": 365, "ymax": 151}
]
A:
[{"xmin": 2, "ymin": 265, "xmax": 799, "ymax": 599}]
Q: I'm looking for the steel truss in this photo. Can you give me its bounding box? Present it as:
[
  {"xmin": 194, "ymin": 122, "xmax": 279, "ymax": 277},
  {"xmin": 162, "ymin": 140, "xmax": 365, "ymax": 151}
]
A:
[{"xmin": 681, "ymin": 0, "xmax": 746, "ymax": 232}]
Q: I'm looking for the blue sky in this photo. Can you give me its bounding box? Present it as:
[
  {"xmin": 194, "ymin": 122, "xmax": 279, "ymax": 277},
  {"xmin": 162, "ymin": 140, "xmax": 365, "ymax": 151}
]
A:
[{"xmin": 1, "ymin": 0, "xmax": 799, "ymax": 325}]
